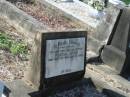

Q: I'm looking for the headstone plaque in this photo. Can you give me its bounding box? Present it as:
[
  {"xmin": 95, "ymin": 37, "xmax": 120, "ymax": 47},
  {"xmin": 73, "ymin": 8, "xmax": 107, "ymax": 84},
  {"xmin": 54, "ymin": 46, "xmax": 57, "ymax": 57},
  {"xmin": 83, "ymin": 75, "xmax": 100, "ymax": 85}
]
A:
[
  {"xmin": 45, "ymin": 38, "xmax": 85, "ymax": 78},
  {"xmin": 41, "ymin": 31, "xmax": 87, "ymax": 90}
]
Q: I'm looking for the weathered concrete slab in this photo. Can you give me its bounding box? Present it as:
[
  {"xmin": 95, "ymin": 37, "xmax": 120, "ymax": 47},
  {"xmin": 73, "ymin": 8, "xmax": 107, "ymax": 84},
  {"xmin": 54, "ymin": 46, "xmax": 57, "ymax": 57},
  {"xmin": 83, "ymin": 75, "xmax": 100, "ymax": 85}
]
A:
[
  {"xmin": 101, "ymin": 8, "xmax": 130, "ymax": 73},
  {"xmin": 0, "ymin": 0, "xmax": 50, "ymax": 39},
  {"xmin": 85, "ymin": 64, "xmax": 130, "ymax": 97},
  {"xmin": 40, "ymin": 0, "xmax": 100, "ymax": 29},
  {"xmin": 87, "ymin": 36, "xmax": 104, "ymax": 58},
  {"xmin": 101, "ymin": 45, "xmax": 126, "ymax": 73},
  {"xmin": 6, "ymin": 80, "xmax": 37, "ymax": 97}
]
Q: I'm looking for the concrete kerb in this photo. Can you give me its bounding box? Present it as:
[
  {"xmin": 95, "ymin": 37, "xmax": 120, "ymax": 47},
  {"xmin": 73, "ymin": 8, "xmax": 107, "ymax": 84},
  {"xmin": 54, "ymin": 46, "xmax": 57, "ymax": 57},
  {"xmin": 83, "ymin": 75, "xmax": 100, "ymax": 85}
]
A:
[
  {"xmin": 0, "ymin": 0, "xmax": 51, "ymax": 39},
  {"xmin": 85, "ymin": 64, "xmax": 130, "ymax": 97},
  {"xmin": 38, "ymin": 0, "xmax": 89, "ymax": 30}
]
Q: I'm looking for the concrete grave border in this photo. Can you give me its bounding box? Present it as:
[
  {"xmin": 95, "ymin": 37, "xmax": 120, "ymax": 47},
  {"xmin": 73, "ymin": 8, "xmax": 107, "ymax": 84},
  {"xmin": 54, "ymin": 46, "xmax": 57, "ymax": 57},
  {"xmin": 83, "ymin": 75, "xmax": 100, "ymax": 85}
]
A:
[{"xmin": 85, "ymin": 64, "xmax": 130, "ymax": 97}]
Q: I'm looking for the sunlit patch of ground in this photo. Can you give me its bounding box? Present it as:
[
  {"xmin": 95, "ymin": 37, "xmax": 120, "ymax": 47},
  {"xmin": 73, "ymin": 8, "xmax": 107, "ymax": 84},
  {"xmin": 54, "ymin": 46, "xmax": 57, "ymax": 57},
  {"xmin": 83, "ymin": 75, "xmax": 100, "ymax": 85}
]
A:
[{"xmin": 0, "ymin": 17, "xmax": 30, "ymax": 82}]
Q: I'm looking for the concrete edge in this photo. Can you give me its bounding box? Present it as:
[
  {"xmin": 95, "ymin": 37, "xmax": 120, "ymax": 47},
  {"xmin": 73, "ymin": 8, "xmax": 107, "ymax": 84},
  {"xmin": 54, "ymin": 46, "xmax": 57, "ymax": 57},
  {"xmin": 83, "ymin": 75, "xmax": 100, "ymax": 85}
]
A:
[
  {"xmin": 38, "ymin": 0, "xmax": 92, "ymax": 31},
  {"xmin": 0, "ymin": 0, "xmax": 51, "ymax": 39},
  {"xmin": 85, "ymin": 64, "xmax": 130, "ymax": 97}
]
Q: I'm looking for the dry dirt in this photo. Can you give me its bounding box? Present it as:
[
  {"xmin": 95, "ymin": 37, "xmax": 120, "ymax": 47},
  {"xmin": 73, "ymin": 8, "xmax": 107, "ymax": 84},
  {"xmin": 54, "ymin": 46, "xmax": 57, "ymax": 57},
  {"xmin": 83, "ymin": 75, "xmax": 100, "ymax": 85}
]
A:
[
  {"xmin": 0, "ymin": 17, "xmax": 30, "ymax": 82},
  {"xmin": 14, "ymin": 1, "xmax": 81, "ymax": 31}
]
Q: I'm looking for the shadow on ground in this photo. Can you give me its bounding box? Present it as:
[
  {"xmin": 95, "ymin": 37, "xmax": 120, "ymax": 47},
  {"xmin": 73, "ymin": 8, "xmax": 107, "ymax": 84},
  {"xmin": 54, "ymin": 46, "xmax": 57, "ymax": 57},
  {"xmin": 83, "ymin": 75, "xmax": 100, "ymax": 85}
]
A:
[
  {"xmin": 103, "ymin": 89, "xmax": 125, "ymax": 97},
  {"xmin": 29, "ymin": 78, "xmax": 127, "ymax": 97},
  {"xmin": 28, "ymin": 78, "xmax": 96, "ymax": 97}
]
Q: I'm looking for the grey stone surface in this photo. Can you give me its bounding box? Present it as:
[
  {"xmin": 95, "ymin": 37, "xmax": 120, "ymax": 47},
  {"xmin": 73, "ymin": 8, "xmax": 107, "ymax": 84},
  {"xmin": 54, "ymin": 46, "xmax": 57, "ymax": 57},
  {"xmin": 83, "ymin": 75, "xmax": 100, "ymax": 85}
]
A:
[
  {"xmin": 85, "ymin": 64, "xmax": 130, "ymax": 97},
  {"xmin": 101, "ymin": 8, "xmax": 130, "ymax": 73},
  {"xmin": 101, "ymin": 46, "xmax": 126, "ymax": 73},
  {"xmin": 110, "ymin": 9, "xmax": 130, "ymax": 51},
  {"xmin": 24, "ymin": 32, "xmax": 42, "ymax": 88},
  {"xmin": 87, "ymin": 36, "xmax": 103, "ymax": 59},
  {"xmin": 6, "ymin": 80, "xmax": 37, "ymax": 97}
]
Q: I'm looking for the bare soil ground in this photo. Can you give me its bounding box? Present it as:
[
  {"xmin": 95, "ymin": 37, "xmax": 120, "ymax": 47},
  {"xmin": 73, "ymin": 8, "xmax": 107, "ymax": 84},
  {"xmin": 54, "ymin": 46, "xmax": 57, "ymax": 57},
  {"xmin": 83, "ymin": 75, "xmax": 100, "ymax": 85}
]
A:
[
  {"xmin": 14, "ymin": 1, "xmax": 81, "ymax": 31},
  {"xmin": 0, "ymin": 17, "xmax": 30, "ymax": 82}
]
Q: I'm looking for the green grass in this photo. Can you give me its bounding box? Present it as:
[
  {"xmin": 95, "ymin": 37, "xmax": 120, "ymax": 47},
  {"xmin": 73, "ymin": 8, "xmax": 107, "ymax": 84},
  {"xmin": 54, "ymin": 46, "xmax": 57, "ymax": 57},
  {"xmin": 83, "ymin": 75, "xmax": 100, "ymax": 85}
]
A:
[
  {"xmin": 123, "ymin": 0, "xmax": 130, "ymax": 5},
  {"xmin": 0, "ymin": 32, "xmax": 28, "ymax": 55}
]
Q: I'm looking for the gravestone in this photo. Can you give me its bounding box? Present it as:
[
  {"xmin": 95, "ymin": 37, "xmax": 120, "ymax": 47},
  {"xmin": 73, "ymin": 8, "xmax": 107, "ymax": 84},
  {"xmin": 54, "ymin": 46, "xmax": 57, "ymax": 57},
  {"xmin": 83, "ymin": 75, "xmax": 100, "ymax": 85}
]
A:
[
  {"xmin": 101, "ymin": 8, "xmax": 130, "ymax": 75},
  {"xmin": 27, "ymin": 31, "xmax": 87, "ymax": 91},
  {"xmin": 41, "ymin": 31, "xmax": 87, "ymax": 90}
]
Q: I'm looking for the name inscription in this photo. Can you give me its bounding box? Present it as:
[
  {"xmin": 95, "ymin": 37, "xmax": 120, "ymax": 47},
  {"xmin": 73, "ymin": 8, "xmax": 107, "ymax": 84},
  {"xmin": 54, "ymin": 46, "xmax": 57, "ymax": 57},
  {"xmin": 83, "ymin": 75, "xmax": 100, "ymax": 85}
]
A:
[{"xmin": 45, "ymin": 38, "xmax": 86, "ymax": 78}]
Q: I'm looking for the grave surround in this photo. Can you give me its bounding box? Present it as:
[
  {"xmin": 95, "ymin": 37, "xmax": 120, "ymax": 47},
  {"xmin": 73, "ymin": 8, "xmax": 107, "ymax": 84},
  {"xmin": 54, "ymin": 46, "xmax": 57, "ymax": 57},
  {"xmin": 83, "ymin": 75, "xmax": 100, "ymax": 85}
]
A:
[
  {"xmin": 26, "ymin": 30, "xmax": 87, "ymax": 89},
  {"xmin": 40, "ymin": 31, "xmax": 87, "ymax": 89}
]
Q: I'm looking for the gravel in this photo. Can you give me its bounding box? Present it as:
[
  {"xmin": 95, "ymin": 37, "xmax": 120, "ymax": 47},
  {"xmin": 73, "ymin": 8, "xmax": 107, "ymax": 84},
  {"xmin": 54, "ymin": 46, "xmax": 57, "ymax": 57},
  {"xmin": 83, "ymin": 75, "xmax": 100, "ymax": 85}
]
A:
[
  {"xmin": 49, "ymin": 84, "xmax": 107, "ymax": 97},
  {"xmin": 0, "ymin": 50, "xmax": 24, "ymax": 81}
]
